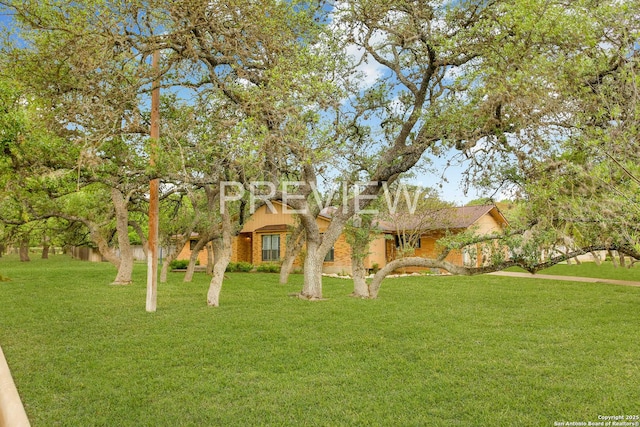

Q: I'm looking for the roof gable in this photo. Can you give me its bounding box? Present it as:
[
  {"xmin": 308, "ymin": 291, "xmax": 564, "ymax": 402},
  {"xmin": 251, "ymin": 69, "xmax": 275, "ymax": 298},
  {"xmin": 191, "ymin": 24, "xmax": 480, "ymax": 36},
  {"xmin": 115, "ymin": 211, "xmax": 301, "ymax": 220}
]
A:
[{"xmin": 379, "ymin": 205, "xmax": 508, "ymax": 232}]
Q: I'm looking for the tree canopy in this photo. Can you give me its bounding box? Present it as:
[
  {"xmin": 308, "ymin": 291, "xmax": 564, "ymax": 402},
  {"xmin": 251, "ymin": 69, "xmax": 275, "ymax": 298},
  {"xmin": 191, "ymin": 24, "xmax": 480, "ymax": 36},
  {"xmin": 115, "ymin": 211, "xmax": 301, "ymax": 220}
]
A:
[{"xmin": 0, "ymin": 0, "xmax": 638, "ymax": 303}]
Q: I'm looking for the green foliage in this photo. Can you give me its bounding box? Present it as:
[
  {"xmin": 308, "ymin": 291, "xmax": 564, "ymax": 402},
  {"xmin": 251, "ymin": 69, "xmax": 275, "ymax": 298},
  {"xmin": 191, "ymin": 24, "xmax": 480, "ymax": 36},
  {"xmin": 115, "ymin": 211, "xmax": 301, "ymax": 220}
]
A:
[
  {"xmin": 1, "ymin": 255, "xmax": 640, "ymax": 425},
  {"xmin": 255, "ymin": 262, "xmax": 281, "ymax": 273},
  {"xmin": 225, "ymin": 261, "xmax": 254, "ymax": 273},
  {"xmin": 169, "ymin": 259, "xmax": 189, "ymax": 270}
]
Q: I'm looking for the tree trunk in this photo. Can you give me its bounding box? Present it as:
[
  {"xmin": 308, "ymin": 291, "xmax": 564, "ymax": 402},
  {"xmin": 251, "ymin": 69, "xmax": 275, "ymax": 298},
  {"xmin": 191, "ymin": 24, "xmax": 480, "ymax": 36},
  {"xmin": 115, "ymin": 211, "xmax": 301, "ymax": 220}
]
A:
[
  {"xmin": 619, "ymin": 252, "xmax": 626, "ymax": 268},
  {"xmin": 160, "ymin": 257, "xmax": 171, "ymax": 283},
  {"xmin": 608, "ymin": 250, "xmax": 619, "ymax": 267},
  {"xmin": 184, "ymin": 237, "xmax": 208, "ymax": 282},
  {"xmin": 207, "ymin": 237, "xmax": 231, "ymax": 306},
  {"xmin": 369, "ymin": 257, "xmax": 469, "ymax": 299},
  {"xmin": 113, "ymin": 253, "xmax": 135, "ymax": 285},
  {"xmin": 347, "ymin": 215, "xmax": 374, "ymax": 298},
  {"xmin": 111, "ymin": 188, "xmax": 134, "ymax": 285},
  {"xmin": 301, "ymin": 244, "xmax": 324, "ymax": 299},
  {"xmin": 160, "ymin": 233, "xmax": 191, "ymax": 283},
  {"xmin": 351, "ymin": 255, "xmax": 369, "ymax": 298},
  {"xmin": 207, "ymin": 212, "xmax": 233, "ymax": 307},
  {"xmin": 590, "ymin": 251, "xmax": 602, "ymax": 266},
  {"xmin": 19, "ymin": 237, "xmax": 30, "ymax": 262},
  {"xmin": 41, "ymin": 235, "xmax": 50, "ymax": 259},
  {"xmin": 279, "ymin": 226, "xmax": 305, "ymax": 284},
  {"xmin": 206, "ymin": 243, "xmax": 214, "ymax": 275},
  {"xmin": 299, "ymin": 212, "xmax": 347, "ymax": 299}
]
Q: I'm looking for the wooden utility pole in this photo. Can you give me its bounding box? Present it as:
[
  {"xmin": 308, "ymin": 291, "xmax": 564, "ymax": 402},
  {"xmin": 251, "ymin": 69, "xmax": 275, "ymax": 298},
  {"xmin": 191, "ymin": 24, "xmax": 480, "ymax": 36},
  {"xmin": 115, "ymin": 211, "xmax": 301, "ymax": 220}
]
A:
[{"xmin": 146, "ymin": 50, "xmax": 160, "ymax": 313}]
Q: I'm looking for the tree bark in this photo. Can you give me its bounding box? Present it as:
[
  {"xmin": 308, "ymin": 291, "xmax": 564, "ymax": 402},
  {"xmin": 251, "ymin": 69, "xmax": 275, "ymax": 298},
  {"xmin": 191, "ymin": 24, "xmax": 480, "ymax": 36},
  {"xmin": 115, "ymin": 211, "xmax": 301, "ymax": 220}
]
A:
[
  {"xmin": 298, "ymin": 211, "xmax": 331, "ymax": 299},
  {"xmin": 347, "ymin": 215, "xmax": 375, "ymax": 298},
  {"xmin": 279, "ymin": 225, "xmax": 305, "ymax": 284},
  {"xmin": 207, "ymin": 212, "xmax": 233, "ymax": 307},
  {"xmin": 184, "ymin": 237, "xmax": 208, "ymax": 282},
  {"xmin": 619, "ymin": 252, "xmax": 626, "ymax": 268},
  {"xmin": 351, "ymin": 255, "xmax": 369, "ymax": 298},
  {"xmin": 41, "ymin": 234, "xmax": 50, "ymax": 259},
  {"xmin": 160, "ymin": 257, "xmax": 171, "ymax": 283},
  {"xmin": 301, "ymin": 242, "xmax": 324, "ymax": 299},
  {"xmin": 160, "ymin": 233, "xmax": 190, "ymax": 283},
  {"xmin": 19, "ymin": 237, "xmax": 30, "ymax": 262},
  {"xmin": 111, "ymin": 188, "xmax": 134, "ymax": 285},
  {"xmin": 206, "ymin": 243, "xmax": 214, "ymax": 275}
]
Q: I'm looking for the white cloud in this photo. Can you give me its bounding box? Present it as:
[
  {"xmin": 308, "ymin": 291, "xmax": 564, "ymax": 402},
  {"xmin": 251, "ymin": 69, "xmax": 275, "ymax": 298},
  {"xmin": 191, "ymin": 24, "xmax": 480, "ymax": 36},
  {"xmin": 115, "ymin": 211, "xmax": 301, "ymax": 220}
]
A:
[{"xmin": 329, "ymin": 1, "xmax": 386, "ymax": 90}]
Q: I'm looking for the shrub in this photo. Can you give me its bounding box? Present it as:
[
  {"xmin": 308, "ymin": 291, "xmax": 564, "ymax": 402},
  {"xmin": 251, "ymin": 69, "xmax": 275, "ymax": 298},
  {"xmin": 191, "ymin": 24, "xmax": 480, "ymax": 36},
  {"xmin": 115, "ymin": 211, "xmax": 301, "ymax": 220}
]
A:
[
  {"xmin": 256, "ymin": 262, "xmax": 280, "ymax": 273},
  {"xmin": 169, "ymin": 260, "xmax": 189, "ymax": 270},
  {"xmin": 236, "ymin": 262, "xmax": 254, "ymax": 272},
  {"xmin": 226, "ymin": 262, "xmax": 254, "ymax": 273}
]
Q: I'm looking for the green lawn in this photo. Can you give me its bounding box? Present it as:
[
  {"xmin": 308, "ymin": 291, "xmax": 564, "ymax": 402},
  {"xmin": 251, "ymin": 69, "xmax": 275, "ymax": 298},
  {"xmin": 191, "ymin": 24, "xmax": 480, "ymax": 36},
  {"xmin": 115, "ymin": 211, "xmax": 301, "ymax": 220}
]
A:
[
  {"xmin": 538, "ymin": 261, "xmax": 640, "ymax": 281},
  {"xmin": 1, "ymin": 255, "xmax": 639, "ymax": 426}
]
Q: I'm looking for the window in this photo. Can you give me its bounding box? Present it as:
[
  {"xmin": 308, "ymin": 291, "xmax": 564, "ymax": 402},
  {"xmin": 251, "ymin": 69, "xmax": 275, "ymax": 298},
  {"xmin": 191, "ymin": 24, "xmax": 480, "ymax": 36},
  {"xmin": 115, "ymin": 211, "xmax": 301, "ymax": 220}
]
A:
[
  {"xmin": 394, "ymin": 235, "xmax": 421, "ymax": 249},
  {"xmin": 324, "ymin": 246, "xmax": 335, "ymax": 262},
  {"xmin": 261, "ymin": 234, "xmax": 280, "ymax": 261}
]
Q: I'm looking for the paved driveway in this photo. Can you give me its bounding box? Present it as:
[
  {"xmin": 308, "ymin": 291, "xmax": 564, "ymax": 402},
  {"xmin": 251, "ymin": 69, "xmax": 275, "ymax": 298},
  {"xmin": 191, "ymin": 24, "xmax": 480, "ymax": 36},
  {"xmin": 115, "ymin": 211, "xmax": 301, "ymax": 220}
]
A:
[{"xmin": 488, "ymin": 271, "xmax": 640, "ymax": 288}]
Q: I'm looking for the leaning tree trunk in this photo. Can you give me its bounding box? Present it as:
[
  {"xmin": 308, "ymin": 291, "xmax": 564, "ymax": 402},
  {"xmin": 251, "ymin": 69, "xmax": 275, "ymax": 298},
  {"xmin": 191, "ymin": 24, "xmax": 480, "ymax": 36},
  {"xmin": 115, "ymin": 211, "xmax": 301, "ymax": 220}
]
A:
[
  {"xmin": 369, "ymin": 257, "xmax": 469, "ymax": 299},
  {"xmin": 207, "ymin": 212, "xmax": 233, "ymax": 307},
  {"xmin": 608, "ymin": 250, "xmax": 619, "ymax": 267},
  {"xmin": 184, "ymin": 237, "xmax": 208, "ymax": 282},
  {"xmin": 160, "ymin": 233, "xmax": 191, "ymax": 283},
  {"xmin": 279, "ymin": 226, "xmax": 305, "ymax": 284},
  {"xmin": 207, "ymin": 237, "xmax": 231, "ymax": 307}
]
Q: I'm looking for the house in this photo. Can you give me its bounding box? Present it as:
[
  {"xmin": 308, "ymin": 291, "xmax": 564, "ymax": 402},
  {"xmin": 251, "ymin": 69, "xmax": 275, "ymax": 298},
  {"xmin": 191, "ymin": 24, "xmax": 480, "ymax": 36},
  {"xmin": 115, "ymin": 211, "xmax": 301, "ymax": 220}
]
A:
[
  {"xmin": 176, "ymin": 203, "xmax": 508, "ymax": 274},
  {"xmin": 375, "ymin": 204, "xmax": 509, "ymax": 270},
  {"xmin": 176, "ymin": 201, "xmax": 355, "ymax": 274}
]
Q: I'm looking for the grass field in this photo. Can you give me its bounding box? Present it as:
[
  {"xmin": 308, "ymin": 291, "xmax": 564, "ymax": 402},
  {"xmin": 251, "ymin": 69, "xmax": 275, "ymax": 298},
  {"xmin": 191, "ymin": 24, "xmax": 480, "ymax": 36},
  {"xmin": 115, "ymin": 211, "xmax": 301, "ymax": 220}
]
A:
[
  {"xmin": 538, "ymin": 261, "xmax": 640, "ymax": 281},
  {"xmin": 1, "ymin": 254, "xmax": 639, "ymax": 426}
]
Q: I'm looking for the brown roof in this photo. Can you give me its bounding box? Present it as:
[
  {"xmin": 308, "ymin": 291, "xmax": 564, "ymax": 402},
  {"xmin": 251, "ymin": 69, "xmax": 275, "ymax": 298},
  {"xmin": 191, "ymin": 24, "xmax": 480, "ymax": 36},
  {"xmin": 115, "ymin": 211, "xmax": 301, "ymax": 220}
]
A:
[
  {"xmin": 254, "ymin": 224, "xmax": 291, "ymax": 233},
  {"xmin": 378, "ymin": 205, "xmax": 507, "ymax": 232}
]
